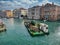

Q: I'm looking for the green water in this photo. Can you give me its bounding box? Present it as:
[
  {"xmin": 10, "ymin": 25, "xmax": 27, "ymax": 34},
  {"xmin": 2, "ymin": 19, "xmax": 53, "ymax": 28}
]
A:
[{"xmin": 0, "ymin": 18, "xmax": 60, "ymax": 45}]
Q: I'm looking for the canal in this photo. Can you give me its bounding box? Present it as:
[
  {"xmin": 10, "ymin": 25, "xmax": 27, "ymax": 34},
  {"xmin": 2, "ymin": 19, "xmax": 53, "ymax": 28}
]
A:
[{"xmin": 0, "ymin": 18, "xmax": 60, "ymax": 45}]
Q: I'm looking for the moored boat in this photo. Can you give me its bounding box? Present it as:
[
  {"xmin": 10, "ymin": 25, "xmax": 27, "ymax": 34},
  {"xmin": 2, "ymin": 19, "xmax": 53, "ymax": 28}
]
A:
[
  {"xmin": 24, "ymin": 21, "xmax": 49, "ymax": 36},
  {"xmin": 0, "ymin": 19, "xmax": 6, "ymax": 32}
]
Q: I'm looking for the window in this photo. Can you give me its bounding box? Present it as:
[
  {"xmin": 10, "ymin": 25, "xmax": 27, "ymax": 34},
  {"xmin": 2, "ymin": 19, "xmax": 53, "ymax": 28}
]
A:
[
  {"xmin": 32, "ymin": 12, "xmax": 35, "ymax": 15},
  {"xmin": 45, "ymin": 11, "xmax": 50, "ymax": 15},
  {"xmin": 32, "ymin": 9, "xmax": 35, "ymax": 11}
]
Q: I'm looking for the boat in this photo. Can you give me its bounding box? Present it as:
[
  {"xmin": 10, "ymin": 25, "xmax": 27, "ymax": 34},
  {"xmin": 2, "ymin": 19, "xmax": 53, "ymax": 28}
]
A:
[
  {"xmin": 43, "ymin": 20, "xmax": 46, "ymax": 22},
  {"xmin": 0, "ymin": 20, "xmax": 6, "ymax": 32},
  {"xmin": 24, "ymin": 21, "xmax": 49, "ymax": 36}
]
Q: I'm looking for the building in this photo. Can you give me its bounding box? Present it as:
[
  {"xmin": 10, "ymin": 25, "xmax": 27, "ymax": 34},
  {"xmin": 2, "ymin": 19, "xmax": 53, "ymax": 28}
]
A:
[
  {"xmin": 28, "ymin": 6, "xmax": 41, "ymax": 19},
  {"xmin": 5, "ymin": 10, "xmax": 13, "ymax": 18},
  {"xmin": 13, "ymin": 8, "xmax": 27, "ymax": 19},
  {"xmin": 40, "ymin": 3, "xmax": 60, "ymax": 21},
  {"xmin": 20, "ymin": 8, "xmax": 27, "ymax": 16},
  {"xmin": 0, "ymin": 10, "xmax": 6, "ymax": 18},
  {"xmin": 13, "ymin": 9, "xmax": 21, "ymax": 18}
]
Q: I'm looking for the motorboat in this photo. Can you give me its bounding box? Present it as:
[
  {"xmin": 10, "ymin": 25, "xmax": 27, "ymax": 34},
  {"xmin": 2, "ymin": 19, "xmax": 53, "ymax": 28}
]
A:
[{"xmin": 24, "ymin": 21, "xmax": 49, "ymax": 36}]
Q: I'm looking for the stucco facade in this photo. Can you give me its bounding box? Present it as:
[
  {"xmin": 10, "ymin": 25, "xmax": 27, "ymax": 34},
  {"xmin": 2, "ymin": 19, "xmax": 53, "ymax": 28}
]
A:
[
  {"xmin": 5, "ymin": 10, "xmax": 13, "ymax": 18},
  {"xmin": 13, "ymin": 8, "xmax": 27, "ymax": 19},
  {"xmin": 28, "ymin": 6, "xmax": 41, "ymax": 19}
]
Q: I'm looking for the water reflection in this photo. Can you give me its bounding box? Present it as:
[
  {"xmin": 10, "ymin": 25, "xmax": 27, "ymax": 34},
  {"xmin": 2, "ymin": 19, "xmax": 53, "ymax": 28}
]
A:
[
  {"xmin": 0, "ymin": 31, "xmax": 7, "ymax": 36},
  {"xmin": 5, "ymin": 18, "xmax": 15, "ymax": 30},
  {"xmin": 0, "ymin": 19, "xmax": 60, "ymax": 45},
  {"xmin": 8, "ymin": 18, "xmax": 14, "ymax": 26}
]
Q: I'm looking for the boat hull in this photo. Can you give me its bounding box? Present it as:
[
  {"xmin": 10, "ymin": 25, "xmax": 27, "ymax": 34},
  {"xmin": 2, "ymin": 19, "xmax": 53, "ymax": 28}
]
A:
[
  {"xmin": 0, "ymin": 25, "xmax": 6, "ymax": 32},
  {"xmin": 25, "ymin": 25, "xmax": 49, "ymax": 36}
]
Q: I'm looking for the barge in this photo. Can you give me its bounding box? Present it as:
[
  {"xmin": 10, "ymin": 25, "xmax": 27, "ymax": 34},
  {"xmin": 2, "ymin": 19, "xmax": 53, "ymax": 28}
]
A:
[{"xmin": 24, "ymin": 21, "xmax": 49, "ymax": 36}]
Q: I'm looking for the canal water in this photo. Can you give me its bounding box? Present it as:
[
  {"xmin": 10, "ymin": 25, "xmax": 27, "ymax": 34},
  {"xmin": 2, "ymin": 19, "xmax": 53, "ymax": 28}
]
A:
[{"xmin": 0, "ymin": 18, "xmax": 60, "ymax": 45}]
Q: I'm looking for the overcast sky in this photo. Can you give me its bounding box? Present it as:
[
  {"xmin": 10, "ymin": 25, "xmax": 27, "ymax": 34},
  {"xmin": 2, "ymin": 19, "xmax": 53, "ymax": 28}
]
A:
[{"xmin": 0, "ymin": 0, "xmax": 60, "ymax": 10}]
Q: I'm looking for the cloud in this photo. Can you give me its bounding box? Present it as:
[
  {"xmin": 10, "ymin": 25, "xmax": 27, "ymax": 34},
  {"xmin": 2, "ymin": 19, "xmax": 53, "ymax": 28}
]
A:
[
  {"xmin": 15, "ymin": 0, "xmax": 39, "ymax": 4},
  {"xmin": 0, "ymin": 0, "xmax": 39, "ymax": 10},
  {"xmin": 53, "ymin": 2, "xmax": 60, "ymax": 6},
  {"xmin": 38, "ymin": 0, "xmax": 52, "ymax": 6},
  {"xmin": 0, "ymin": 0, "xmax": 60, "ymax": 10},
  {"xmin": 0, "ymin": 1, "xmax": 22, "ymax": 10}
]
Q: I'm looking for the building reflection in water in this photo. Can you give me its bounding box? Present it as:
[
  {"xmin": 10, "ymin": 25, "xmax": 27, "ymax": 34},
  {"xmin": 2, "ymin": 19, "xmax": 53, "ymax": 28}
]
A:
[
  {"xmin": 7, "ymin": 18, "xmax": 15, "ymax": 30},
  {"xmin": 8, "ymin": 18, "xmax": 14, "ymax": 26},
  {"xmin": 21, "ymin": 20, "xmax": 24, "ymax": 25}
]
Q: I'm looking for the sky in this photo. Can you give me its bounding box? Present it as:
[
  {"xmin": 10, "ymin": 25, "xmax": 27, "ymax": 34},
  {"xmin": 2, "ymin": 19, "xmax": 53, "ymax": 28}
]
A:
[{"xmin": 0, "ymin": 0, "xmax": 60, "ymax": 10}]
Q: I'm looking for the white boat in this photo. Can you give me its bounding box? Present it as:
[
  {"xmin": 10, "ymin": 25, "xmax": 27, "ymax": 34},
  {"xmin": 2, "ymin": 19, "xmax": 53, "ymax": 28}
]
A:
[
  {"xmin": 39, "ymin": 23, "xmax": 49, "ymax": 33},
  {"xmin": 44, "ymin": 20, "xmax": 46, "ymax": 22}
]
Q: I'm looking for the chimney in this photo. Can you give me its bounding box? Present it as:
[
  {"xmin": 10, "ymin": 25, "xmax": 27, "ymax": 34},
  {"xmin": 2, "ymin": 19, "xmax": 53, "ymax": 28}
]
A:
[
  {"xmin": 42, "ymin": 4, "xmax": 44, "ymax": 7},
  {"xmin": 52, "ymin": 2, "xmax": 54, "ymax": 5}
]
